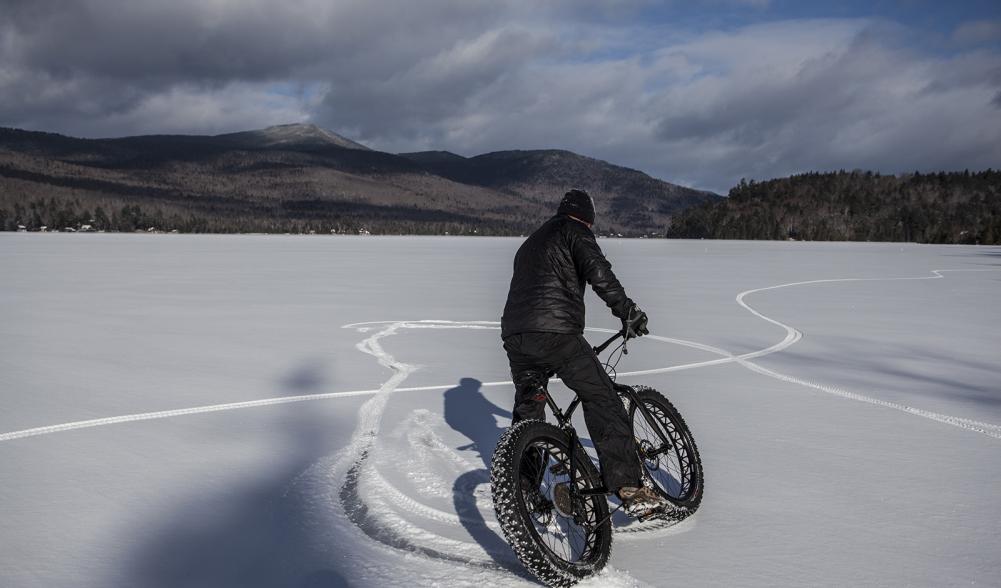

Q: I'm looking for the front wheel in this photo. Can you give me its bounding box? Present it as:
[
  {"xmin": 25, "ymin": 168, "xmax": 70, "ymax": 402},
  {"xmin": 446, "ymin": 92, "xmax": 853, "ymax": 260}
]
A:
[
  {"xmin": 627, "ymin": 385, "xmax": 704, "ymax": 512},
  {"xmin": 490, "ymin": 419, "xmax": 611, "ymax": 587}
]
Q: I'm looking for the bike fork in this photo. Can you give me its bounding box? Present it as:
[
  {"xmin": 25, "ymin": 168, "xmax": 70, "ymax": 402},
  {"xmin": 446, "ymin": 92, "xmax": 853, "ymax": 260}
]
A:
[{"xmin": 621, "ymin": 387, "xmax": 674, "ymax": 454}]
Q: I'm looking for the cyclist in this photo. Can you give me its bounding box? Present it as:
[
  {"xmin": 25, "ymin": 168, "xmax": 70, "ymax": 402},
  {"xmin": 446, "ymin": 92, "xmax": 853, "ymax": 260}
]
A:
[{"xmin": 501, "ymin": 188, "xmax": 669, "ymax": 517}]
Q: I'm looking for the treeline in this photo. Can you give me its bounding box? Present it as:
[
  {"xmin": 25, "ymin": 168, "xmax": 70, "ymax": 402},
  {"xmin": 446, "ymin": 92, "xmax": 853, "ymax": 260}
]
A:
[
  {"xmin": 666, "ymin": 170, "xmax": 1001, "ymax": 244},
  {"xmin": 1, "ymin": 197, "xmax": 207, "ymax": 233},
  {"xmin": 0, "ymin": 196, "xmax": 528, "ymax": 236}
]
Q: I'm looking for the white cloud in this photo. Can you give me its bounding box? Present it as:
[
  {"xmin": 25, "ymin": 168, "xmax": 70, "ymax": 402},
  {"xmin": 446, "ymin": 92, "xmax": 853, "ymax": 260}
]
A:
[
  {"xmin": 335, "ymin": 18, "xmax": 1000, "ymax": 192},
  {"xmin": 97, "ymin": 84, "xmax": 313, "ymax": 137},
  {"xmin": 1, "ymin": 2, "xmax": 998, "ymax": 193}
]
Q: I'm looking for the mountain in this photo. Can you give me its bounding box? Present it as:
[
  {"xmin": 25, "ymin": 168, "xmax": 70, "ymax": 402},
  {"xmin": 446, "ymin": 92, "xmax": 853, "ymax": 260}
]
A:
[
  {"xmin": 401, "ymin": 149, "xmax": 716, "ymax": 229},
  {"xmin": 216, "ymin": 123, "xmax": 371, "ymax": 151},
  {"xmin": 665, "ymin": 170, "xmax": 1001, "ymax": 244},
  {"xmin": 397, "ymin": 150, "xmax": 468, "ymax": 165},
  {"xmin": 0, "ymin": 124, "xmax": 718, "ymax": 235}
]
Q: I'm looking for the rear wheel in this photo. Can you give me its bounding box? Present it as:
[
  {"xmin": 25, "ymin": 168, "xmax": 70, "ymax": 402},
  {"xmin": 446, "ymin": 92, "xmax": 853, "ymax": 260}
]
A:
[
  {"xmin": 491, "ymin": 419, "xmax": 611, "ymax": 587},
  {"xmin": 627, "ymin": 386, "xmax": 703, "ymax": 512}
]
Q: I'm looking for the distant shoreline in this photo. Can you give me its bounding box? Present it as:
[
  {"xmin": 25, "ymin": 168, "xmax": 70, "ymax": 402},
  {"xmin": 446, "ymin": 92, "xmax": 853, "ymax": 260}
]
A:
[{"xmin": 5, "ymin": 231, "xmax": 999, "ymax": 246}]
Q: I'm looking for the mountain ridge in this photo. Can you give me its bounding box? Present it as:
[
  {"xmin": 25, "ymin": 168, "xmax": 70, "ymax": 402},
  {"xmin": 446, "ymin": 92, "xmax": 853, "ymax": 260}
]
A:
[
  {"xmin": 0, "ymin": 124, "xmax": 719, "ymax": 235},
  {"xmin": 216, "ymin": 123, "xmax": 372, "ymax": 151}
]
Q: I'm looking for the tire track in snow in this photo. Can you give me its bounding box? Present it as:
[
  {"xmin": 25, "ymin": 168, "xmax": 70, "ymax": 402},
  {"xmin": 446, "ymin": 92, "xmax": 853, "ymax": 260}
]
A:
[
  {"xmin": 307, "ymin": 322, "xmax": 548, "ymax": 584},
  {"xmin": 0, "ymin": 323, "xmax": 739, "ymax": 443},
  {"xmin": 323, "ymin": 269, "xmax": 999, "ymax": 580},
  {"xmin": 324, "ymin": 322, "xmax": 669, "ymax": 584},
  {"xmin": 361, "ymin": 407, "xmax": 689, "ymax": 543},
  {"xmin": 732, "ymin": 269, "xmax": 1001, "ymax": 440},
  {"xmin": 2, "ymin": 270, "xmax": 997, "ymax": 443},
  {"xmin": 282, "ymin": 323, "xmax": 539, "ymax": 585}
]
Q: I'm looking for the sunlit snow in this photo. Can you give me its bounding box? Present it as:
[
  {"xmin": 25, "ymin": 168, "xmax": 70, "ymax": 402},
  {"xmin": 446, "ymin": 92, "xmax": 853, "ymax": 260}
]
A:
[{"xmin": 2, "ymin": 234, "xmax": 999, "ymax": 587}]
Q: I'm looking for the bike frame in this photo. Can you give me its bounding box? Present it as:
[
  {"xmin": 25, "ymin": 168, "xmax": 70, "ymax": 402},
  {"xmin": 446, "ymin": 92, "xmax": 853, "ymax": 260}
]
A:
[{"xmin": 536, "ymin": 330, "xmax": 676, "ymax": 502}]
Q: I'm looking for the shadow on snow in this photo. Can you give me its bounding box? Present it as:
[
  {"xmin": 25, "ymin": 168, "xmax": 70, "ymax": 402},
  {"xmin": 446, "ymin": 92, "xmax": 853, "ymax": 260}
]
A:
[{"xmin": 125, "ymin": 361, "xmax": 351, "ymax": 588}]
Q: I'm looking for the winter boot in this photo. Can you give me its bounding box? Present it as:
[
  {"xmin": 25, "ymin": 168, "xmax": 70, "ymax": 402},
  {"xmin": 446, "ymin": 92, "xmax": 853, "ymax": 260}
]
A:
[{"xmin": 618, "ymin": 486, "xmax": 672, "ymax": 519}]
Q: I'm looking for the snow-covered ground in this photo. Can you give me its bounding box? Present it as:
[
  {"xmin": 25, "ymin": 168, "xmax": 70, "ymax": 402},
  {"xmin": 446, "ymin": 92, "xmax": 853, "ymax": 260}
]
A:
[{"xmin": 1, "ymin": 234, "xmax": 999, "ymax": 587}]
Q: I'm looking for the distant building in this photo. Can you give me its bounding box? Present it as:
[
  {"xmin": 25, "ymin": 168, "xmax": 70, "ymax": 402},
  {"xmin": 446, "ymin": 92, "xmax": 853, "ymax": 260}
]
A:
[
  {"xmin": 79, "ymin": 224, "xmax": 94, "ymax": 232},
  {"xmin": 17, "ymin": 224, "xmax": 26, "ymax": 232}
]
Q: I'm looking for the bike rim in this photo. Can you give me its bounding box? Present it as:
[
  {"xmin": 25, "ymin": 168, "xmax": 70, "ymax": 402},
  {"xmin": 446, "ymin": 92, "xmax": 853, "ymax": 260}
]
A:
[
  {"xmin": 519, "ymin": 439, "xmax": 603, "ymax": 566},
  {"xmin": 632, "ymin": 401, "xmax": 697, "ymax": 502}
]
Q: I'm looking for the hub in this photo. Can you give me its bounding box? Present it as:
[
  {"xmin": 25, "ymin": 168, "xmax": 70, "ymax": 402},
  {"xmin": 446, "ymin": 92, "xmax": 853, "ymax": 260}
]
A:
[{"xmin": 552, "ymin": 482, "xmax": 574, "ymax": 518}]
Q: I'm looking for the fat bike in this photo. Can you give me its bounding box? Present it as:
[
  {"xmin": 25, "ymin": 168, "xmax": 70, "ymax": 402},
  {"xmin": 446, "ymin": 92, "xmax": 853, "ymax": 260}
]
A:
[{"xmin": 490, "ymin": 330, "xmax": 704, "ymax": 586}]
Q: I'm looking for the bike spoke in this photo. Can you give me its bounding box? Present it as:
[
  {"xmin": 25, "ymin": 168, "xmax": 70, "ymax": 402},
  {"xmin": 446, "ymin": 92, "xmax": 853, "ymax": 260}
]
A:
[
  {"xmin": 522, "ymin": 438, "xmax": 602, "ymax": 565},
  {"xmin": 633, "ymin": 400, "xmax": 694, "ymax": 500}
]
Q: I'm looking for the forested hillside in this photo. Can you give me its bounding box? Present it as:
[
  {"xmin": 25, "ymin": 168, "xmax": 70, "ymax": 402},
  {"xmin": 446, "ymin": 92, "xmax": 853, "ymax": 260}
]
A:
[
  {"xmin": 666, "ymin": 170, "xmax": 1001, "ymax": 244},
  {"xmin": 0, "ymin": 125, "xmax": 716, "ymax": 236}
]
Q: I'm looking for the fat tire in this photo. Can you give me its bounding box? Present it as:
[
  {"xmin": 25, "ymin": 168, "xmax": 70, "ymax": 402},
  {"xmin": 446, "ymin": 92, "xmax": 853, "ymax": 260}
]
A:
[
  {"xmin": 628, "ymin": 385, "xmax": 704, "ymax": 512},
  {"xmin": 490, "ymin": 419, "xmax": 612, "ymax": 587}
]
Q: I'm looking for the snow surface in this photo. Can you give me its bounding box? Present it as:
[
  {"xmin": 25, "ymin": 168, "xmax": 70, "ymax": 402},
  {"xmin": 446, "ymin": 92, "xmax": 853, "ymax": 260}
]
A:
[{"xmin": 1, "ymin": 234, "xmax": 999, "ymax": 587}]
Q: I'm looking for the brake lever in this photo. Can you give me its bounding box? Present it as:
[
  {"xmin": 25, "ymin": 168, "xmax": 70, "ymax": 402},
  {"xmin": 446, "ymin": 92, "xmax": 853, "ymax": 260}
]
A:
[{"xmin": 622, "ymin": 308, "xmax": 635, "ymax": 355}]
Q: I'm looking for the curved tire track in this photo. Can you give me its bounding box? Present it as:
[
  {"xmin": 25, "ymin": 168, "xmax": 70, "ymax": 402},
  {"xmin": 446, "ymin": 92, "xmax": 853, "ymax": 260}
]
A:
[{"xmin": 3, "ymin": 270, "xmax": 998, "ymax": 442}]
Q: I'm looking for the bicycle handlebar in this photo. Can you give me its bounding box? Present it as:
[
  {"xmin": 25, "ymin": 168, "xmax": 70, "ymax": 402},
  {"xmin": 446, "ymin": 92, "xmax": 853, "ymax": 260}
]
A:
[
  {"xmin": 592, "ymin": 323, "xmax": 647, "ymax": 355},
  {"xmin": 592, "ymin": 329, "xmax": 627, "ymax": 355}
]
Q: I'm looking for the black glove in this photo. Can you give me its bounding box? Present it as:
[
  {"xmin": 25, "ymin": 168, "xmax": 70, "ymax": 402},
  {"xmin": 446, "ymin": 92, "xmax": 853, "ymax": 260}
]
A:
[{"xmin": 622, "ymin": 305, "xmax": 649, "ymax": 339}]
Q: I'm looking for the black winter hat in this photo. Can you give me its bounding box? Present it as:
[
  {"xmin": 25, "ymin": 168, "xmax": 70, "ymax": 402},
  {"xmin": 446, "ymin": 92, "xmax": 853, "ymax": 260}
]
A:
[{"xmin": 557, "ymin": 189, "xmax": 595, "ymax": 225}]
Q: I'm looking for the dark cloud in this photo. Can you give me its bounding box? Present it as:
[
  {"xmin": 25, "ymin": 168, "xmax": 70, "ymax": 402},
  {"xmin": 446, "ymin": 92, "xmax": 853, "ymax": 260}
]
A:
[
  {"xmin": 5, "ymin": 1, "xmax": 495, "ymax": 84},
  {"xmin": 0, "ymin": 0, "xmax": 527, "ymax": 135},
  {"xmin": 314, "ymin": 26, "xmax": 562, "ymax": 142},
  {"xmin": 1, "ymin": 2, "xmax": 998, "ymax": 192}
]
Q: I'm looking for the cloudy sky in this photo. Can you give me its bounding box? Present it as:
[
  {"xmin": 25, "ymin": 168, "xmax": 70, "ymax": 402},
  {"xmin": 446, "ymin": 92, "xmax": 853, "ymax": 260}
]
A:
[{"xmin": 2, "ymin": 0, "xmax": 999, "ymax": 192}]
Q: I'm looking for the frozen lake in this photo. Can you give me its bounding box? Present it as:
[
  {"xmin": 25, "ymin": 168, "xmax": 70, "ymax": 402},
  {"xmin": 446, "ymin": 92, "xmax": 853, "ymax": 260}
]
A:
[{"xmin": 2, "ymin": 234, "xmax": 999, "ymax": 587}]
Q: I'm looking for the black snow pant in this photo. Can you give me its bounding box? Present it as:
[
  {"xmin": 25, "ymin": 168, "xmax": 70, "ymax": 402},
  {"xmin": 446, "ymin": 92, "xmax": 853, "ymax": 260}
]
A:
[{"xmin": 503, "ymin": 332, "xmax": 641, "ymax": 492}]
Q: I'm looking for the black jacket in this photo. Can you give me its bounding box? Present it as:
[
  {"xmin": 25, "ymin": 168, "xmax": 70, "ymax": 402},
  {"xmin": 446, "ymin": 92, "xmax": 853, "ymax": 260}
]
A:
[{"xmin": 501, "ymin": 215, "xmax": 633, "ymax": 338}]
